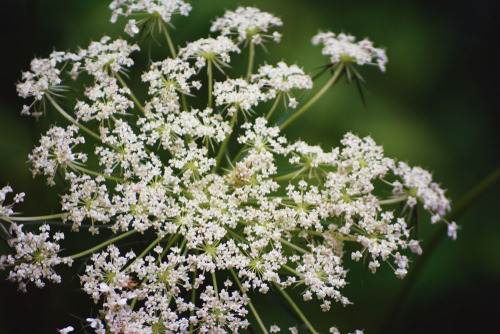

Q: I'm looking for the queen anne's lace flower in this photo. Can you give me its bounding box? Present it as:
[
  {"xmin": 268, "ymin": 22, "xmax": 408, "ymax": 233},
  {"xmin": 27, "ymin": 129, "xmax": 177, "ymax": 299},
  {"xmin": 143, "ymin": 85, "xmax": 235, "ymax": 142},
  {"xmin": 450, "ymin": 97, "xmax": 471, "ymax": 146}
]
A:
[
  {"xmin": 16, "ymin": 51, "xmax": 65, "ymax": 101},
  {"xmin": 210, "ymin": 7, "xmax": 283, "ymax": 45},
  {"xmin": 96, "ymin": 119, "xmax": 148, "ymax": 178},
  {"xmin": 3, "ymin": 4, "xmax": 456, "ymax": 334},
  {"xmin": 214, "ymin": 78, "xmax": 267, "ymax": 116},
  {"xmin": 447, "ymin": 221, "xmax": 459, "ymax": 240},
  {"xmin": 76, "ymin": 36, "xmax": 139, "ymax": 82},
  {"xmin": 109, "ymin": 0, "xmax": 192, "ymax": 35},
  {"xmin": 253, "ymin": 62, "xmax": 313, "ymax": 92},
  {"xmin": 16, "ymin": 51, "xmax": 76, "ymax": 117},
  {"xmin": 312, "ymin": 31, "xmax": 388, "ymax": 72},
  {"xmin": 179, "ymin": 36, "xmax": 240, "ymax": 70},
  {"xmin": 295, "ymin": 244, "xmax": 349, "ymax": 309},
  {"xmin": 252, "ymin": 62, "xmax": 312, "ymax": 108},
  {"xmin": 61, "ymin": 174, "xmax": 114, "ymax": 233},
  {"xmin": 393, "ymin": 162, "xmax": 450, "ymax": 215},
  {"xmin": 29, "ymin": 125, "xmax": 87, "ymax": 186},
  {"xmin": 75, "ymin": 81, "xmax": 134, "ymax": 122},
  {"xmin": 196, "ymin": 286, "xmax": 250, "ymax": 332},
  {"xmin": 142, "ymin": 58, "xmax": 201, "ymax": 103},
  {"xmin": 1, "ymin": 224, "xmax": 73, "ymax": 292}
]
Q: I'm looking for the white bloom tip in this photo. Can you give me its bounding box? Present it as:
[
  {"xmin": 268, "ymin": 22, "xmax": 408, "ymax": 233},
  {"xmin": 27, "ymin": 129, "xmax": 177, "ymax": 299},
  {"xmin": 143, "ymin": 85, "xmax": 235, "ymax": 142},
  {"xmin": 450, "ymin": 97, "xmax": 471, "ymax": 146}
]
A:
[{"xmin": 58, "ymin": 326, "xmax": 74, "ymax": 334}]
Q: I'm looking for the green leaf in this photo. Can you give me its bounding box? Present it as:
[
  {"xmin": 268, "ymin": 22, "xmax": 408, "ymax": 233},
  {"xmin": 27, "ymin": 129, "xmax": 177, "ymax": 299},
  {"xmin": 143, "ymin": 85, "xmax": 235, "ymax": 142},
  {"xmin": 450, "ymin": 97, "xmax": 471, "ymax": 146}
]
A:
[{"xmin": 408, "ymin": 206, "xmax": 420, "ymax": 239}]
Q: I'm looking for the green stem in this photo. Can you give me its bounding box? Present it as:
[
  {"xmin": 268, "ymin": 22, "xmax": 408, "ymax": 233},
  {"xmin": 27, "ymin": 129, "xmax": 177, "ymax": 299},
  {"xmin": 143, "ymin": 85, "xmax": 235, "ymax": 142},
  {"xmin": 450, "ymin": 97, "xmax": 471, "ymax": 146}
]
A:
[
  {"xmin": 189, "ymin": 268, "xmax": 198, "ymax": 333},
  {"xmin": 281, "ymin": 263, "xmax": 300, "ymax": 276},
  {"xmin": 5, "ymin": 213, "xmax": 66, "ymax": 222},
  {"xmin": 378, "ymin": 166, "xmax": 500, "ymax": 334},
  {"xmin": 115, "ymin": 72, "xmax": 145, "ymax": 115},
  {"xmin": 124, "ymin": 237, "xmax": 161, "ymax": 271},
  {"xmin": 273, "ymin": 283, "xmax": 318, "ymax": 333},
  {"xmin": 46, "ymin": 94, "xmax": 102, "ymax": 143},
  {"xmin": 230, "ymin": 144, "xmax": 248, "ymax": 166},
  {"xmin": 296, "ymin": 228, "xmax": 358, "ymax": 242},
  {"xmin": 180, "ymin": 238, "xmax": 188, "ymax": 257},
  {"xmin": 211, "ymin": 271, "xmax": 219, "ymax": 299},
  {"xmin": 68, "ymin": 230, "xmax": 137, "ymax": 259},
  {"xmin": 446, "ymin": 167, "xmax": 500, "ymax": 221},
  {"xmin": 224, "ymin": 227, "xmax": 248, "ymax": 244},
  {"xmin": 378, "ymin": 195, "xmax": 409, "ymax": 205},
  {"xmin": 70, "ymin": 163, "xmax": 125, "ymax": 182},
  {"xmin": 208, "ymin": 59, "xmax": 213, "ymax": 108},
  {"xmin": 230, "ymin": 268, "xmax": 269, "ymax": 334},
  {"xmin": 181, "ymin": 93, "xmax": 188, "ymax": 111},
  {"xmin": 159, "ymin": 234, "xmax": 181, "ymax": 264},
  {"xmin": 214, "ymin": 110, "xmax": 237, "ymax": 172},
  {"xmin": 246, "ymin": 42, "xmax": 255, "ymax": 81},
  {"xmin": 281, "ymin": 239, "xmax": 309, "ymax": 254},
  {"xmin": 131, "ymin": 233, "xmax": 181, "ymax": 311},
  {"xmin": 279, "ymin": 63, "xmax": 344, "ymax": 131},
  {"xmin": 160, "ymin": 20, "xmax": 177, "ymax": 58},
  {"xmin": 241, "ymin": 198, "xmax": 295, "ymax": 207},
  {"xmin": 273, "ymin": 169, "xmax": 304, "ymax": 182},
  {"xmin": 265, "ymin": 93, "xmax": 282, "ymax": 121}
]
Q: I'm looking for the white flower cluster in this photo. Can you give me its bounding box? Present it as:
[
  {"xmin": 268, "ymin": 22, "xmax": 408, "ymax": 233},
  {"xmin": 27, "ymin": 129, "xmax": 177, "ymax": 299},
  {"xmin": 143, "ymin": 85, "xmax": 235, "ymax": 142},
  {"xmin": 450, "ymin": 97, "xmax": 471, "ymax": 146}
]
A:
[
  {"xmin": 179, "ymin": 36, "xmax": 241, "ymax": 70},
  {"xmin": 312, "ymin": 31, "xmax": 388, "ymax": 72},
  {"xmin": 29, "ymin": 125, "xmax": 87, "ymax": 186},
  {"xmin": 61, "ymin": 174, "xmax": 114, "ymax": 233},
  {"xmin": 0, "ymin": 186, "xmax": 24, "ymax": 219},
  {"xmin": 49, "ymin": 112, "xmax": 452, "ymax": 332},
  {"xmin": 3, "ymin": 2, "xmax": 457, "ymax": 333},
  {"xmin": 80, "ymin": 244, "xmax": 251, "ymax": 333},
  {"xmin": 16, "ymin": 51, "xmax": 72, "ymax": 117},
  {"xmin": 210, "ymin": 7, "xmax": 283, "ymax": 45},
  {"xmin": 75, "ymin": 36, "xmax": 140, "ymax": 82},
  {"xmin": 393, "ymin": 162, "xmax": 450, "ymax": 215},
  {"xmin": 96, "ymin": 119, "xmax": 149, "ymax": 178},
  {"xmin": 252, "ymin": 62, "xmax": 313, "ymax": 108},
  {"xmin": 16, "ymin": 36, "xmax": 139, "ymax": 118},
  {"xmin": 142, "ymin": 58, "xmax": 201, "ymax": 100},
  {"xmin": 214, "ymin": 78, "xmax": 268, "ymax": 116},
  {"xmin": 110, "ymin": 0, "xmax": 192, "ymax": 36},
  {"xmin": 0, "ymin": 224, "xmax": 73, "ymax": 292},
  {"xmin": 393, "ymin": 162, "xmax": 459, "ymax": 240},
  {"xmin": 139, "ymin": 104, "xmax": 231, "ymax": 151},
  {"xmin": 253, "ymin": 62, "xmax": 313, "ymax": 93},
  {"xmin": 75, "ymin": 81, "xmax": 134, "ymax": 122}
]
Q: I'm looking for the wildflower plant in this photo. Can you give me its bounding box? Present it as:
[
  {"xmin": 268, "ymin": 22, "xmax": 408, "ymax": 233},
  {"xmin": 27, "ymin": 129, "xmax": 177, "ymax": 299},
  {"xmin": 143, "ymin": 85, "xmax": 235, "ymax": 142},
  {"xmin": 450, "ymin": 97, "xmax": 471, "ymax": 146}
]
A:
[{"xmin": 1, "ymin": 1, "xmax": 462, "ymax": 333}]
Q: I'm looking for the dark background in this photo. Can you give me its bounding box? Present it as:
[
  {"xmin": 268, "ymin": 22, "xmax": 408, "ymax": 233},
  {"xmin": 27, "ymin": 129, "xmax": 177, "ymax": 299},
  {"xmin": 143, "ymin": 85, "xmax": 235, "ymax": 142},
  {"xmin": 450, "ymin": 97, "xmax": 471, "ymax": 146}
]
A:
[{"xmin": 1, "ymin": 0, "xmax": 499, "ymax": 333}]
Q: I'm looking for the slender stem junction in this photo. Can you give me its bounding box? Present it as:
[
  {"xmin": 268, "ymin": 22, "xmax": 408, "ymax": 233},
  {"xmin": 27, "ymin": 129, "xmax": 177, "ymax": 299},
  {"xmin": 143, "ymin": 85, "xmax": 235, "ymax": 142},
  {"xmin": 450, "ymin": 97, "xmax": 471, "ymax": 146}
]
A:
[
  {"xmin": 279, "ymin": 63, "xmax": 344, "ymax": 130},
  {"xmin": 207, "ymin": 59, "xmax": 213, "ymax": 108},
  {"xmin": 69, "ymin": 230, "xmax": 137, "ymax": 259},
  {"xmin": 46, "ymin": 94, "xmax": 103, "ymax": 143},
  {"xmin": 115, "ymin": 72, "xmax": 145, "ymax": 115},
  {"xmin": 246, "ymin": 42, "xmax": 255, "ymax": 81},
  {"xmin": 5, "ymin": 213, "xmax": 66, "ymax": 222},
  {"xmin": 274, "ymin": 283, "xmax": 318, "ymax": 333},
  {"xmin": 266, "ymin": 92, "xmax": 281, "ymax": 121},
  {"xmin": 230, "ymin": 268, "xmax": 269, "ymax": 334},
  {"xmin": 214, "ymin": 111, "xmax": 237, "ymax": 172},
  {"xmin": 161, "ymin": 21, "xmax": 177, "ymax": 58},
  {"xmin": 378, "ymin": 166, "xmax": 500, "ymax": 334}
]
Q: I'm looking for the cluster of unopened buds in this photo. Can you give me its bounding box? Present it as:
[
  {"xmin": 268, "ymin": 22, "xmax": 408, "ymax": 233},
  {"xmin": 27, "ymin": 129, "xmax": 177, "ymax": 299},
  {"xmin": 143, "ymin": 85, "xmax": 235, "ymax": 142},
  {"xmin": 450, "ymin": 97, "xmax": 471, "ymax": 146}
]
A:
[{"xmin": 0, "ymin": 1, "xmax": 458, "ymax": 333}]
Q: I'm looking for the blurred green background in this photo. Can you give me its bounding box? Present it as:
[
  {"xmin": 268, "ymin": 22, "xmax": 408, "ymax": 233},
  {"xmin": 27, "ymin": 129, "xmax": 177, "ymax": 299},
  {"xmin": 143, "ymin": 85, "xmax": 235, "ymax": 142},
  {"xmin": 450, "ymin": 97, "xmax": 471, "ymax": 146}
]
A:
[{"xmin": 1, "ymin": 0, "xmax": 499, "ymax": 333}]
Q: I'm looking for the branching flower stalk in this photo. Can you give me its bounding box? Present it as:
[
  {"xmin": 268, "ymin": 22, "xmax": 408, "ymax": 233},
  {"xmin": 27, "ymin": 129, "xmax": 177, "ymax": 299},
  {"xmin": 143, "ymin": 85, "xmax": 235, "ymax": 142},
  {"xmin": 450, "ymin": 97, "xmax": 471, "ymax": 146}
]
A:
[
  {"xmin": 0, "ymin": 2, "xmax": 465, "ymax": 334},
  {"xmin": 279, "ymin": 63, "xmax": 344, "ymax": 131},
  {"xmin": 246, "ymin": 42, "xmax": 255, "ymax": 81},
  {"xmin": 46, "ymin": 94, "xmax": 104, "ymax": 143}
]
